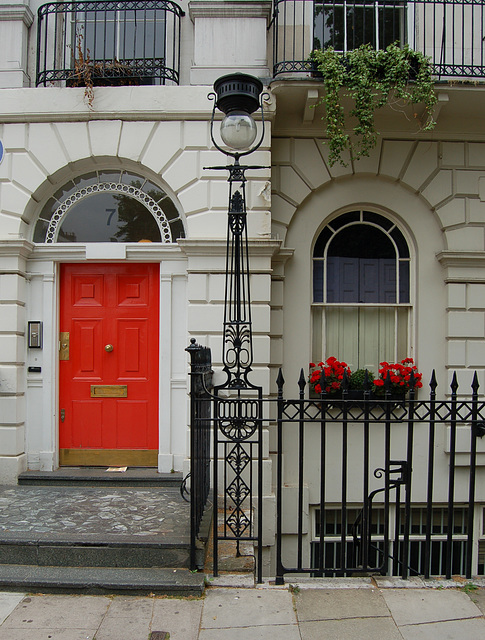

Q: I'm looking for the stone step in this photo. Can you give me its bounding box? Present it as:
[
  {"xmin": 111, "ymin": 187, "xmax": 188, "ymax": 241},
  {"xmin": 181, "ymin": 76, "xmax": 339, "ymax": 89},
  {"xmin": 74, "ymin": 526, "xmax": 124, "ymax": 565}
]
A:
[
  {"xmin": 0, "ymin": 564, "xmax": 205, "ymax": 596},
  {"xmin": 18, "ymin": 468, "xmax": 183, "ymax": 488},
  {"xmin": 0, "ymin": 536, "xmax": 190, "ymax": 568}
]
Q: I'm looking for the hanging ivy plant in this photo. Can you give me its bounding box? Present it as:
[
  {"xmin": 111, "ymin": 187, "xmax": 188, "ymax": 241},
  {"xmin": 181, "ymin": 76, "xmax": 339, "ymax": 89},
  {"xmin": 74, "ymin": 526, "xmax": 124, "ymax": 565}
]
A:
[{"xmin": 310, "ymin": 43, "xmax": 437, "ymax": 166}]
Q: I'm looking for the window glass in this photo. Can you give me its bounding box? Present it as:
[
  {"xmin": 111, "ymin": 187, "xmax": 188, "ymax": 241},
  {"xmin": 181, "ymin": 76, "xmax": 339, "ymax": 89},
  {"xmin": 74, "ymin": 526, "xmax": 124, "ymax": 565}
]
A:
[
  {"xmin": 314, "ymin": 0, "xmax": 404, "ymax": 52},
  {"xmin": 33, "ymin": 171, "xmax": 184, "ymax": 244},
  {"xmin": 312, "ymin": 211, "xmax": 411, "ymax": 371},
  {"xmin": 57, "ymin": 192, "xmax": 161, "ymax": 243}
]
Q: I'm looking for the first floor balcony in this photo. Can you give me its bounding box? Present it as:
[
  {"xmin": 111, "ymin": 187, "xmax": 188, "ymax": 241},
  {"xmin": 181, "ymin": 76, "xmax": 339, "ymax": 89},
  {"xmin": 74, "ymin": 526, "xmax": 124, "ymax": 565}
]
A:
[
  {"xmin": 272, "ymin": 0, "xmax": 485, "ymax": 81},
  {"xmin": 36, "ymin": 0, "xmax": 184, "ymax": 87}
]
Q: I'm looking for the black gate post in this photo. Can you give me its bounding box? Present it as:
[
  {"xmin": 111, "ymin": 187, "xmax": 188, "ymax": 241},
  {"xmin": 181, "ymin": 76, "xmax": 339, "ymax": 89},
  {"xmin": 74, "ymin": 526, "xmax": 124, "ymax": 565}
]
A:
[{"xmin": 186, "ymin": 339, "xmax": 213, "ymax": 571}]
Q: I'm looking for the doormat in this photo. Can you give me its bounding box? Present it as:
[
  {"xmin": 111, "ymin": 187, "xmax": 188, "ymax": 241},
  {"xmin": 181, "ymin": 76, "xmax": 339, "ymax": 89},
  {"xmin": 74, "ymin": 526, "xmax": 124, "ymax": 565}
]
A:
[
  {"xmin": 150, "ymin": 633, "xmax": 170, "ymax": 640},
  {"xmin": 105, "ymin": 467, "xmax": 127, "ymax": 472}
]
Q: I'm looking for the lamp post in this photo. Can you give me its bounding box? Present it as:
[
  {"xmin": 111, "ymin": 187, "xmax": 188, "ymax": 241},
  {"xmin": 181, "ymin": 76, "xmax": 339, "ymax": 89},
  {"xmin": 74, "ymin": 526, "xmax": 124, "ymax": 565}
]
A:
[
  {"xmin": 205, "ymin": 73, "xmax": 267, "ymax": 582},
  {"xmin": 207, "ymin": 73, "xmax": 267, "ymax": 388}
]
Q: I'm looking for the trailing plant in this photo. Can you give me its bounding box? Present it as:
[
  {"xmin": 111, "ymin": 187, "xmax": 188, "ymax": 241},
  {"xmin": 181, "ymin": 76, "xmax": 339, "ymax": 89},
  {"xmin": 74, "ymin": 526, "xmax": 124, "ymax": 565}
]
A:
[{"xmin": 310, "ymin": 43, "xmax": 437, "ymax": 166}]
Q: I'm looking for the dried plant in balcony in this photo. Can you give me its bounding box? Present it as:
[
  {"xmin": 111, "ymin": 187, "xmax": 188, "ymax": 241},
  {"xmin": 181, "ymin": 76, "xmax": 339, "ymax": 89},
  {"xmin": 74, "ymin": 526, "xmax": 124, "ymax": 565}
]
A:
[{"xmin": 68, "ymin": 33, "xmax": 142, "ymax": 109}]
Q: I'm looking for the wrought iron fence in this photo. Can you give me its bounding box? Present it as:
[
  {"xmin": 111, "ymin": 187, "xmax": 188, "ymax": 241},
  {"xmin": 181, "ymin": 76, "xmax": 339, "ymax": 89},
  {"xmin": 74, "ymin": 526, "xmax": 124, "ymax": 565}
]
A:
[
  {"xmin": 275, "ymin": 369, "xmax": 485, "ymax": 583},
  {"xmin": 186, "ymin": 339, "xmax": 213, "ymax": 571},
  {"xmin": 186, "ymin": 342, "xmax": 264, "ymax": 581},
  {"xmin": 271, "ymin": 0, "xmax": 485, "ymax": 80},
  {"xmin": 36, "ymin": 0, "xmax": 184, "ymax": 87}
]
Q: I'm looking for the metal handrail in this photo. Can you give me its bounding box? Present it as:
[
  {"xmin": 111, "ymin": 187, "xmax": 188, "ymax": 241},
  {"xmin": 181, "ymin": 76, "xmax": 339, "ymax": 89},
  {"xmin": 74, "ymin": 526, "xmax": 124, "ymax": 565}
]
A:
[
  {"xmin": 36, "ymin": 0, "xmax": 184, "ymax": 86},
  {"xmin": 272, "ymin": 0, "xmax": 485, "ymax": 80}
]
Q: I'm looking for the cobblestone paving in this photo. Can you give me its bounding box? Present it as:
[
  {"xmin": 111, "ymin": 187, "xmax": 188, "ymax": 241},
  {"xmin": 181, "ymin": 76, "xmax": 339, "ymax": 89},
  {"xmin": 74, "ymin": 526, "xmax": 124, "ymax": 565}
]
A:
[{"xmin": 0, "ymin": 486, "xmax": 190, "ymax": 540}]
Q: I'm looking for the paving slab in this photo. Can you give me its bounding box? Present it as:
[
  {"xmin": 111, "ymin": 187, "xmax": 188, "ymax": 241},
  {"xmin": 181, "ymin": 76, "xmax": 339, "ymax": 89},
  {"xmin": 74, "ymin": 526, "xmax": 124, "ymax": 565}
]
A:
[
  {"xmin": 0, "ymin": 629, "xmax": 97, "ymax": 640},
  {"xmin": 465, "ymin": 586, "xmax": 485, "ymax": 614},
  {"xmin": 295, "ymin": 587, "xmax": 391, "ymax": 621},
  {"xmin": 151, "ymin": 597, "xmax": 204, "ymax": 640},
  {"xmin": 92, "ymin": 612, "xmax": 152, "ymax": 640},
  {"xmin": 0, "ymin": 594, "xmax": 110, "ymax": 630},
  {"xmin": 104, "ymin": 594, "xmax": 154, "ymax": 617},
  {"xmin": 299, "ymin": 617, "xmax": 404, "ymax": 640},
  {"xmin": 381, "ymin": 588, "xmax": 483, "ymax": 626},
  {"xmin": 0, "ymin": 593, "xmax": 24, "ymax": 624},
  {"xmin": 399, "ymin": 617, "xmax": 485, "ymax": 640},
  {"xmin": 201, "ymin": 588, "xmax": 296, "ymax": 629},
  {"xmin": 198, "ymin": 624, "xmax": 301, "ymax": 639}
]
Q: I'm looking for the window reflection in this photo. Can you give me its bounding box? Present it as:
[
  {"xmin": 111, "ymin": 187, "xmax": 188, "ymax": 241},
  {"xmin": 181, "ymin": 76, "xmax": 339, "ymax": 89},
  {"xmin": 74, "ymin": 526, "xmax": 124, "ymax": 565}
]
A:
[{"xmin": 58, "ymin": 192, "xmax": 161, "ymax": 243}]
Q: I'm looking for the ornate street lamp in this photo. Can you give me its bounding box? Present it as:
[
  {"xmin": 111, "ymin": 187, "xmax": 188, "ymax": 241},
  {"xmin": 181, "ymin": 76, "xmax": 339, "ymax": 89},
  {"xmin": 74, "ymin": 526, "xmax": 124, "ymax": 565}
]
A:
[
  {"xmin": 205, "ymin": 74, "xmax": 267, "ymax": 582},
  {"xmin": 207, "ymin": 73, "xmax": 266, "ymax": 389}
]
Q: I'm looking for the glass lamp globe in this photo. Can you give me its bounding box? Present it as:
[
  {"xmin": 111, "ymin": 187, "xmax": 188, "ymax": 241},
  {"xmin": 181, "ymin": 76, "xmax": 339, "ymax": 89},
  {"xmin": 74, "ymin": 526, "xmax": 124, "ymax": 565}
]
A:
[{"xmin": 220, "ymin": 112, "xmax": 258, "ymax": 151}]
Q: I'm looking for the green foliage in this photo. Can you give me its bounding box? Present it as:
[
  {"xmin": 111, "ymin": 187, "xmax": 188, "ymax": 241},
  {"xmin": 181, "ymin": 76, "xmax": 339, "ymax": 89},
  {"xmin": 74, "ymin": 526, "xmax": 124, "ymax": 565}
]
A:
[
  {"xmin": 462, "ymin": 582, "xmax": 479, "ymax": 593},
  {"xmin": 310, "ymin": 43, "xmax": 437, "ymax": 166},
  {"xmin": 349, "ymin": 368, "xmax": 375, "ymax": 390}
]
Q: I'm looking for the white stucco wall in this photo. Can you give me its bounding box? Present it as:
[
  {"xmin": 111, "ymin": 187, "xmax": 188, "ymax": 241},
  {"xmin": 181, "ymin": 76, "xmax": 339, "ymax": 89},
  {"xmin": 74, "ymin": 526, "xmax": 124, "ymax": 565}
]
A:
[{"xmin": 0, "ymin": 85, "xmax": 273, "ymax": 482}]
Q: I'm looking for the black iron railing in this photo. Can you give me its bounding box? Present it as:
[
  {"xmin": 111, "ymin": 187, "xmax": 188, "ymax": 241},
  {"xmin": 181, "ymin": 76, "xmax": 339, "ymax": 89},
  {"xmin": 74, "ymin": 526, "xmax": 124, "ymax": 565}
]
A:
[
  {"xmin": 36, "ymin": 0, "xmax": 184, "ymax": 87},
  {"xmin": 272, "ymin": 0, "xmax": 485, "ymax": 80},
  {"xmin": 186, "ymin": 340, "xmax": 213, "ymax": 571},
  {"xmin": 275, "ymin": 369, "xmax": 485, "ymax": 583}
]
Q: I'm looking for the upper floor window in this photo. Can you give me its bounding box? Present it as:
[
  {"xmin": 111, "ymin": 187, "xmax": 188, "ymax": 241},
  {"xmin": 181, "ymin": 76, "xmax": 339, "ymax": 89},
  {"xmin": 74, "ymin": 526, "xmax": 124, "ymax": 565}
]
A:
[
  {"xmin": 36, "ymin": 1, "xmax": 184, "ymax": 87},
  {"xmin": 314, "ymin": 0, "xmax": 404, "ymax": 52},
  {"xmin": 33, "ymin": 170, "xmax": 185, "ymax": 244},
  {"xmin": 312, "ymin": 210, "xmax": 411, "ymax": 371}
]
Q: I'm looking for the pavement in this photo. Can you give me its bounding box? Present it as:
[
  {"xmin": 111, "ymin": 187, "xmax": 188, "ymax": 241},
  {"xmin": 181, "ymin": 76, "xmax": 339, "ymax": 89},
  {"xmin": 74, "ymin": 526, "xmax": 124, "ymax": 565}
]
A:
[{"xmin": 2, "ymin": 577, "xmax": 485, "ymax": 639}]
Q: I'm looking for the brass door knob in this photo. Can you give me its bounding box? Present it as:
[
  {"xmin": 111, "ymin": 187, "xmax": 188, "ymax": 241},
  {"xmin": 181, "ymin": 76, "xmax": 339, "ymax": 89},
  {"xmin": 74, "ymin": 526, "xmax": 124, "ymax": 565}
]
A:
[{"xmin": 105, "ymin": 344, "xmax": 114, "ymax": 352}]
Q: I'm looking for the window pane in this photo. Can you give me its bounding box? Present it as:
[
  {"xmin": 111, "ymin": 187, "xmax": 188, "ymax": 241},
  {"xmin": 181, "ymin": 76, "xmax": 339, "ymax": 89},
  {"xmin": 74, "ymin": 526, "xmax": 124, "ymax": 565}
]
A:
[
  {"xmin": 328, "ymin": 226, "xmax": 394, "ymax": 258},
  {"xmin": 325, "ymin": 306, "xmax": 360, "ymax": 369},
  {"xmin": 323, "ymin": 306, "xmax": 409, "ymax": 369},
  {"xmin": 313, "ymin": 1, "xmax": 404, "ymax": 52},
  {"xmin": 399, "ymin": 261, "xmax": 410, "ymax": 303},
  {"xmin": 58, "ymin": 192, "xmax": 161, "ymax": 243},
  {"xmin": 313, "ymin": 260, "xmax": 324, "ymax": 302},
  {"xmin": 314, "ymin": 227, "xmax": 332, "ymax": 257},
  {"xmin": 396, "ymin": 306, "xmax": 409, "ymax": 360}
]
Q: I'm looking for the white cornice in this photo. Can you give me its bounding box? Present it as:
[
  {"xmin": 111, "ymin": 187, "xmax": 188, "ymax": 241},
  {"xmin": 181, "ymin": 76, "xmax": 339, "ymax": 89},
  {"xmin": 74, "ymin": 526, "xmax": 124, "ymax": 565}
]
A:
[
  {"xmin": 178, "ymin": 238, "xmax": 282, "ymax": 257},
  {"xmin": 437, "ymin": 250, "xmax": 485, "ymax": 269},
  {"xmin": 0, "ymin": 240, "xmax": 34, "ymax": 259},
  {"xmin": 0, "ymin": 4, "xmax": 34, "ymax": 27},
  {"xmin": 0, "ymin": 86, "xmax": 274, "ymax": 124},
  {"xmin": 189, "ymin": 0, "xmax": 272, "ymax": 22},
  {"xmin": 28, "ymin": 243, "xmax": 185, "ymax": 262}
]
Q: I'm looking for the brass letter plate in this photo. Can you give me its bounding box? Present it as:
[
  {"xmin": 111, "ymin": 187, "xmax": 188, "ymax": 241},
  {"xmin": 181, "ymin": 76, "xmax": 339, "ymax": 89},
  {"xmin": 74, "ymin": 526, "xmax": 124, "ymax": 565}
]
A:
[{"xmin": 90, "ymin": 385, "xmax": 128, "ymax": 398}]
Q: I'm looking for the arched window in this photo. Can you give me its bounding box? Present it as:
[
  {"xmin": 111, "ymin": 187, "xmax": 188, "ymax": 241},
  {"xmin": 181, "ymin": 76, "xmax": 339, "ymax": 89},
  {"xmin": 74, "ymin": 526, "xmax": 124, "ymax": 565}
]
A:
[
  {"xmin": 33, "ymin": 170, "xmax": 185, "ymax": 243},
  {"xmin": 312, "ymin": 210, "xmax": 411, "ymax": 372}
]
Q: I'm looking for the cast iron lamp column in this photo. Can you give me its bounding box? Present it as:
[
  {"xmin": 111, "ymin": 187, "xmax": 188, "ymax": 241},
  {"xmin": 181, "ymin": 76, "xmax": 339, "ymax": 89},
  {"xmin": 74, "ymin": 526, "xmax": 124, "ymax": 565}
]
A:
[{"xmin": 205, "ymin": 73, "xmax": 267, "ymax": 582}]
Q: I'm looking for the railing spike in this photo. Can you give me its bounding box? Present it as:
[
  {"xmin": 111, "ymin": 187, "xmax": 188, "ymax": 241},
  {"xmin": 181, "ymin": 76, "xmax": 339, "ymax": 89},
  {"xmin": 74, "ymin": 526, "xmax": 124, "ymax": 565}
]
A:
[
  {"xmin": 342, "ymin": 368, "xmax": 349, "ymax": 391},
  {"xmin": 430, "ymin": 369, "xmax": 437, "ymax": 392},
  {"xmin": 472, "ymin": 371, "xmax": 480, "ymax": 394},
  {"xmin": 363, "ymin": 369, "xmax": 371, "ymax": 392},
  {"xmin": 276, "ymin": 368, "xmax": 285, "ymax": 390},
  {"xmin": 298, "ymin": 368, "xmax": 306, "ymax": 390},
  {"xmin": 451, "ymin": 371, "xmax": 459, "ymax": 394},
  {"xmin": 384, "ymin": 369, "xmax": 392, "ymax": 393}
]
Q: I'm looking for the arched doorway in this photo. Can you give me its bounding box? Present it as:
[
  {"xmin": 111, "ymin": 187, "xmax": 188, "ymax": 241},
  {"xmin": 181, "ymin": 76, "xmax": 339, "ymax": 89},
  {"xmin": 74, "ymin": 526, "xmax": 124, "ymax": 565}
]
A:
[{"xmin": 31, "ymin": 169, "xmax": 186, "ymax": 468}]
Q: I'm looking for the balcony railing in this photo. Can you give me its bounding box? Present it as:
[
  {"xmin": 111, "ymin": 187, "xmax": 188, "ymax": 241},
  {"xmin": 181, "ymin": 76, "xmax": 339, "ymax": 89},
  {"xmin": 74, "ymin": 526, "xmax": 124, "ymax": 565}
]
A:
[
  {"xmin": 272, "ymin": 0, "xmax": 485, "ymax": 80},
  {"xmin": 36, "ymin": 0, "xmax": 184, "ymax": 87}
]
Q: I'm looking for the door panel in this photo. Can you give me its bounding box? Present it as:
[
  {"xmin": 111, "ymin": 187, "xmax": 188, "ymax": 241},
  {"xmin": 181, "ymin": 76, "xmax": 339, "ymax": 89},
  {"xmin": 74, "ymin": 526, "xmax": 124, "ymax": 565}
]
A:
[{"xmin": 59, "ymin": 263, "xmax": 159, "ymax": 466}]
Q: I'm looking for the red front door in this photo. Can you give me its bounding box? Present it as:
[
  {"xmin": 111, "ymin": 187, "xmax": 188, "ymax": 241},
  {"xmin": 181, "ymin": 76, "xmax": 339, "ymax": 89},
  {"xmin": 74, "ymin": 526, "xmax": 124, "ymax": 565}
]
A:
[{"xmin": 59, "ymin": 263, "xmax": 159, "ymax": 466}]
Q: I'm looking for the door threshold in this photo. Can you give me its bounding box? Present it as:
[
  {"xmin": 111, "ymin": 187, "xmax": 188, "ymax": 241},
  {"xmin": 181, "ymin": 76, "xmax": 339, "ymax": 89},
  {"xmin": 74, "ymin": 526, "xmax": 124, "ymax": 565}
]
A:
[{"xmin": 59, "ymin": 449, "xmax": 158, "ymax": 467}]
